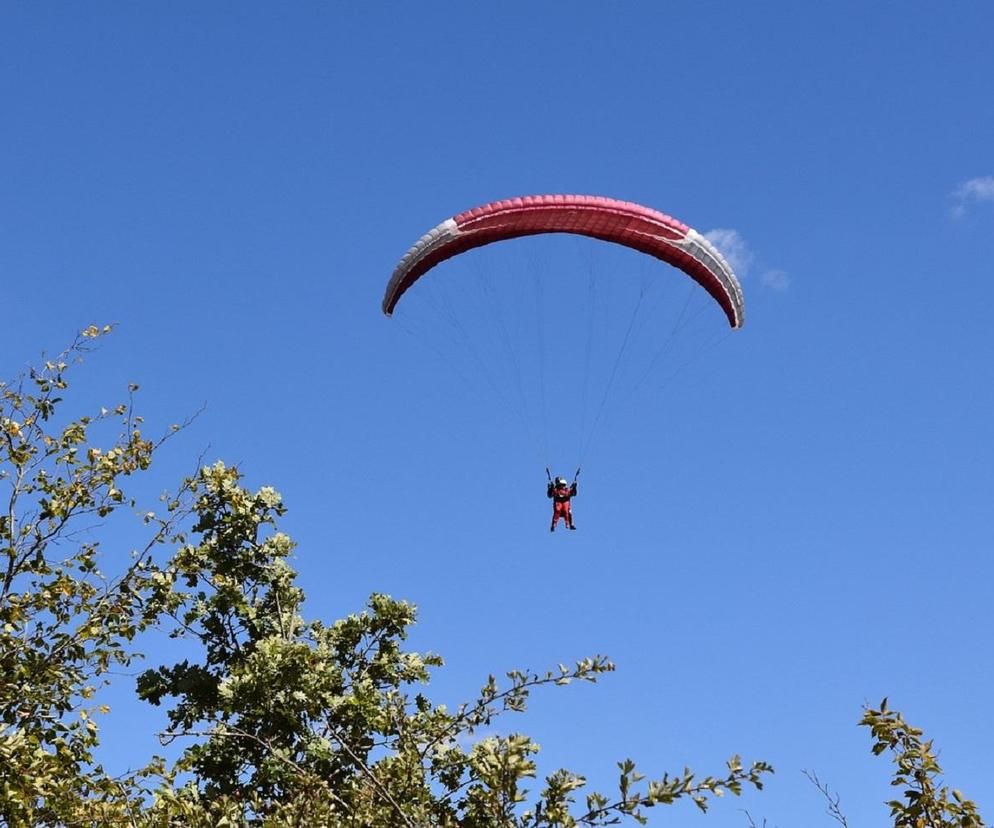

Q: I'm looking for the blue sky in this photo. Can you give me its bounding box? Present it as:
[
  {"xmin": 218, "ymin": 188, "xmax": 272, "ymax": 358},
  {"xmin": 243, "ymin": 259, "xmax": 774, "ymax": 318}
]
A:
[{"xmin": 3, "ymin": 2, "xmax": 993, "ymax": 824}]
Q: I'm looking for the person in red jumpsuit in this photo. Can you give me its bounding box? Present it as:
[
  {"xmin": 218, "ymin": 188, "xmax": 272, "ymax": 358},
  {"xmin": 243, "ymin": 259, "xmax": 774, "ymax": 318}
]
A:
[{"xmin": 547, "ymin": 476, "xmax": 577, "ymax": 532}]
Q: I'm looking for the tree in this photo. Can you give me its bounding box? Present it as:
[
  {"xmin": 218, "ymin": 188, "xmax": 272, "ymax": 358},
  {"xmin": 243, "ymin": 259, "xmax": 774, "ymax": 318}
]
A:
[
  {"xmin": 0, "ymin": 326, "xmax": 193, "ymax": 824},
  {"xmin": 2, "ymin": 330, "xmax": 985, "ymax": 827},
  {"xmin": 137, "ymin": 460, "xmax": 771, "ymax": 826},
  {"xmin": 803, "ymin": 702, "xmax": 988, "ymax": 828},
  {"xmin": 1, "ymin": 330, "xmax": 770, "ymax": 826},
  {"xmin": 860, "ymin": 699, "xmax": 985, "ymax": 828}
]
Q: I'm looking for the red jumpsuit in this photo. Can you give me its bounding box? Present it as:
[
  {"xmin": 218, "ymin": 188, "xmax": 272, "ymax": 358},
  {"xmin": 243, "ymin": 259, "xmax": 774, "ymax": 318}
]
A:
[{"xmin": 548, "ymin": 481, "xmax": 577, "ymax": 530}]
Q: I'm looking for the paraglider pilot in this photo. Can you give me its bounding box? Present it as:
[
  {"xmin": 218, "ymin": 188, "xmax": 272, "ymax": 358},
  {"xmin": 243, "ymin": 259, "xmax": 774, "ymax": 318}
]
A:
[{"xmin": 547, "ymin": 475, "xmax": 577, "ymax": 532}]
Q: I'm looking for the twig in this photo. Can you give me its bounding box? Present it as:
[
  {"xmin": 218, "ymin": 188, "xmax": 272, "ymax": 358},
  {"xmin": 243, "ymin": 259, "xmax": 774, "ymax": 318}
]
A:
[
  {"xmin": 803, "ymin": 769, "xmax": 848, "ymax": 827},
  {"xmin": 328, "ymin": 725, "xmax": 418, "ymax": 828}
]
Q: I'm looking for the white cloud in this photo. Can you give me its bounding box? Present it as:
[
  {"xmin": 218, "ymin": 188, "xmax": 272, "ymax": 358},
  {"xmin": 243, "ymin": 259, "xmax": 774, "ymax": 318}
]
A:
[
  {"xmin": 761, "ymin": 269, "xmax": 790, "ymax": 292},
  {"xmin": 951, "ymin": 175, "xmax": 994, "ymax": 217},
  {"xmin": 703, "ymin": 228, "xmax": 754, "ymax": 278},
  {"xmin": 704, "ymin": 228, "xmax": 789, "ymax": 292}
]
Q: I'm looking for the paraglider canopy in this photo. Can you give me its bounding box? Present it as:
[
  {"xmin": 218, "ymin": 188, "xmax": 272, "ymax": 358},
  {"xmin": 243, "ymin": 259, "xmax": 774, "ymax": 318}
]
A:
[{"xmin": 383, "ymin": 194, "xmax": 744, "ymax": 328}]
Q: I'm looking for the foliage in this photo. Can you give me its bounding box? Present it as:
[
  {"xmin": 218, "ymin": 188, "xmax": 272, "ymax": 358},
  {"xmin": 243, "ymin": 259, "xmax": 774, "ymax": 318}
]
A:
[
  {"xmin": 0, "ymin": 326, "xmax": 191, "ymax": 824},
  {"xmin": 800, "ymin": 702, "xmax": 986, "ymax": 828},
  {"xmin": 860, "ymin": 699, "xmax": 985, "ymax": 828},
  {"xmin": 137, "ymin": 460, "xmax": 772, "ymax": 826},
  {"xmin": 1, "ymin": 330, "xmax": 771, "ymax": 826},
  {"xmin": 3, "ymin": 330, "xmax": 986, "ymax": 827}
]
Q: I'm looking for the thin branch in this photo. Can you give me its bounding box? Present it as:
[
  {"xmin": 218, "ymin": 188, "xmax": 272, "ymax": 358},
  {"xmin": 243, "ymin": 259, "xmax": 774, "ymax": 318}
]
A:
[
  {"xmin": 420, "ymin": 666, "xmax": 603, "ymax": 761},
  {"xmin": 328, "ymin": 724, "xmax": 418, "ymax": 828},
  {"xmin": 159, "ymin": 724, "xmax": 349, "ymax": 811},
  {"xmin": 803, "ymin": 769, "xmax": 848, "ymax": 828},
  {"xmin": 740, "ymin": 808, "xmax": 771, "ymax": 828}
]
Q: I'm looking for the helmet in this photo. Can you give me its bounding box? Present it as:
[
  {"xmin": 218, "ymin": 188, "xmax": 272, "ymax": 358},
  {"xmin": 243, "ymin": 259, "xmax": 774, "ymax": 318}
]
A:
[{"xmin": 556, "ymin": 477, "xmax": 568, "ymax": 487}]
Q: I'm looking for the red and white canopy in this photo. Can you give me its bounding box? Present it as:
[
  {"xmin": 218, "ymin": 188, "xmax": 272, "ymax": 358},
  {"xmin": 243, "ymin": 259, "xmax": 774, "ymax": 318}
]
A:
[{"xmin": 383, "ymin": 194, "xmax": 744, "ymax": 328}]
